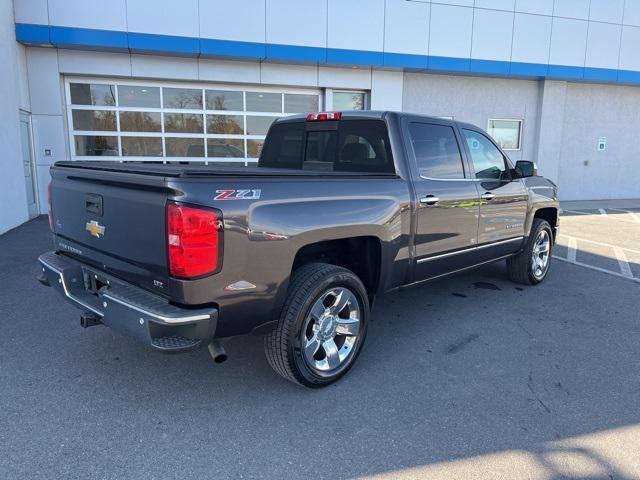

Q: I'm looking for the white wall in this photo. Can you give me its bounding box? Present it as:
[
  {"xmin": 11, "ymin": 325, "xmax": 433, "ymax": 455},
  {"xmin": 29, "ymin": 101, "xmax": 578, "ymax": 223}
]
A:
[
  {"xmin": 558, "ymin": 83, "xmax": 640, "ymax": 200},
  {"xmin": 0, "ymin": 0, "xmax": 29, "ymax": 234},
  {"xmin": 402, "ymin": 72, "xmax": 540, "ymax": 163},
  {"xmin": 26, "ymin": 47, "xmax": 67, "ymax": 215},
  {"xmin": 534, "ymin": 80, "xmax": 567, "ymax": 184},
  {"xmin": 13, "ymin": 0, "xmax": 640, "ymax": 75}
]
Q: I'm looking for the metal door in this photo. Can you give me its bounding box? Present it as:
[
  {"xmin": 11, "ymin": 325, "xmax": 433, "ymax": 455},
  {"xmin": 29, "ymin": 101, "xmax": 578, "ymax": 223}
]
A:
[{"xmin": 19, "ymin": 111, "xmax": 39, "ymax": 218}]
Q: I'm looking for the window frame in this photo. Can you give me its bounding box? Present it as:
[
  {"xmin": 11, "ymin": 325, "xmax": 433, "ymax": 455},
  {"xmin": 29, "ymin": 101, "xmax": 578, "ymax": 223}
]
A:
[
  {"xmin": 408, "ymin": 121, "xmax": 468, "ymax": 181},
  {"xmin": 64, "ymin": 77, "xmax": 322, "ymax": 164},
  {"xmin": 400, "ymin": 116, "xmax": 473, "ymax": 182},
  {"xmin": 486, "ymin": 118, "xmax": 523, "ymax": 152}
]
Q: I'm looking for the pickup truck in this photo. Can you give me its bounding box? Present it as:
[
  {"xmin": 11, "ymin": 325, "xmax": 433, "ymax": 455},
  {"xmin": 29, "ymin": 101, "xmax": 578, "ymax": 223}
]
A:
[{"xmin": 39, "ymin": 111, "xmax": 559, "ymax": 388}]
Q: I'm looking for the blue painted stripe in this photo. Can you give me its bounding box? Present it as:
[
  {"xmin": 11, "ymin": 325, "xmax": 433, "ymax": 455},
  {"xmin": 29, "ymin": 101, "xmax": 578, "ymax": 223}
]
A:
[
  {"xmin": 50, "ymin": 25, "xmax": 128, "ymax": 51},
  {"xmin": 266, "ymin": 43, "xmax": 326, "ymax": 63},
  {"xmin": 15, "ymin": 23, "xmax": 50, "ymax": 44},
  {"xmin": 429, "ymin": 56, "xmax": 470, "ymax": 73},
  {"xmin": 583, "ymin": 67, "xmax": 618, "ymax": 82},
  {"xmin": 13, "ymin": 23, "xmax": 640, "ymax": 86},
  {"xmin": 129, "ymin": 32, "xmax": 199, "ymax": 56},
  {"xmin": 548, "ymin": 64, "xmax": 584, "ymax": 80},
  {"xmin": 469, "ymin": 59, "xmax": 510, "ymax": 75},
  {"xmin": 383, "ymin": 52, "xmax": 428, "ymax": 69},
  {"xmin": 510, "ymin": 62, "xmax": 549, "ymax": 77},
  {"xmin": 326, "ymin": 48, "xmax": 384, "ymax": 66},
  {"xmin": 618, "ymin": 70, "xmax": 640, "ymax": 84},
  {"xmin": 200, "ymin": 37, "xmax": 266, "ymax": 59}
]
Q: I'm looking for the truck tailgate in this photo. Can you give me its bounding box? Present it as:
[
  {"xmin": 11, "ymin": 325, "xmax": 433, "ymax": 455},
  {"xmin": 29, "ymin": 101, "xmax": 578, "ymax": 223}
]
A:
[{"xmin": 49, "ymin": 165, "xmax": 171, "ymax": 292}]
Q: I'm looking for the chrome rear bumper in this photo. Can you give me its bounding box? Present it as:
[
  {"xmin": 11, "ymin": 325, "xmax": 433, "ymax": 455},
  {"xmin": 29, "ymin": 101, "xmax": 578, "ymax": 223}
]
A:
[{"xmin": 38, "ymin": 251, "xmax": 218, "ymax": 352}]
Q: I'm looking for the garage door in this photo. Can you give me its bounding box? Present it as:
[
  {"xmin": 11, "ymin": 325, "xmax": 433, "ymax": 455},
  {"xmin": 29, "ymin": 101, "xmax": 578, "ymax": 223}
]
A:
[{"xmin": 65, "ymin": 78, "xmax": 321, "ymax": 164}]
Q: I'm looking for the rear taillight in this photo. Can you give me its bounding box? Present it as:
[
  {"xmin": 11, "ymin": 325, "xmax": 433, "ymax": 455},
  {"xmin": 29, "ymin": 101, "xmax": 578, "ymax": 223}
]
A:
[
  {"xmin": 306, "ymin": 111, "xmax": 342, "ymax": 121},
  {"xmin": 167, "ymin": 202, "xmax": 222, "ymax": 279},
  {"xmin": 47, "ymin": 182, "xmax": 53, "ymax": 231}
]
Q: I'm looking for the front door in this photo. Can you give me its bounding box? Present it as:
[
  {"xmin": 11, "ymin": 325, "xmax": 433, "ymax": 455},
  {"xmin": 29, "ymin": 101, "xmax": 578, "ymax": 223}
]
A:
[
  {"xmin": 19, "ymin": 111, "xmax": 39, "ymax": 219},
  {"xmin": 460, "ymin": 128, "xmax": 528, "ymax": 260},
  {"xmin": 404, "ymin": 120, "xmax": 481, "ymax": 281}
]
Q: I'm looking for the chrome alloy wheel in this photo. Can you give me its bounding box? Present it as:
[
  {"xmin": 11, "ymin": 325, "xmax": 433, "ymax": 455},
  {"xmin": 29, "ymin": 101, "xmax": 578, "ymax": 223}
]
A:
[
  {"xmin": 532, "ymin": 229, "xmax": 551, "ymax": 279},
  {"xmin": 302, "ymin": 287, "xmax": 361, "ymax": 373}
]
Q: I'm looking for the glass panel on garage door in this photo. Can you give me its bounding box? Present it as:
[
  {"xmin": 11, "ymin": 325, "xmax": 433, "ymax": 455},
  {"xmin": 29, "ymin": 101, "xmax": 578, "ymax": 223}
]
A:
[{"xmin": 66, "ymin": 80, "xmax": 321, "ymax": 165}]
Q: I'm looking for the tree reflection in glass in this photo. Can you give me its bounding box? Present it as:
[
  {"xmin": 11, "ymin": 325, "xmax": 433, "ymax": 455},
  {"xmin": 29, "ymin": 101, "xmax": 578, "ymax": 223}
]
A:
[
  {"xmin": 163, "ymin": 88, "xmax": 203, "ymax": 110},
  {"xmin": 206, "ymin": 90, "xmax": 243, "ymax": 111},
  {"xmin": 164, "ymin": 114, "xmax": 204, "ymax": 133},
  {"xmin": 120, "ymin": 112, "xmax": 161, "ymax": 132},
  {"xmin": 207, "ymin": 115, "xmax": 244, "ymax": 134}
]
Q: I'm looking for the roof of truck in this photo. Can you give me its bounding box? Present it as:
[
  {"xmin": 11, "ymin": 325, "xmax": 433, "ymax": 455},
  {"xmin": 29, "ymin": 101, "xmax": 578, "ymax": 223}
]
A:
[
  {"xmin": 275, "ymin": 110, "xmax": 481, "ymax": 131},
  {"xmin": 275, "ymin": 110, "xmax": 388, "ymax": 122}
]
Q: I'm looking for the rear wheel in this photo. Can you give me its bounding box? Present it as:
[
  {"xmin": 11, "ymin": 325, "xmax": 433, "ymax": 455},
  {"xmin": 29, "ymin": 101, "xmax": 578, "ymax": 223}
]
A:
[
  {"xmin": 264, "ymin": 263, "xmax": 369, "ymax": 388},
  {"xmin": 507, "ymin": 218, "xmax": 553, "ymax": 285}
]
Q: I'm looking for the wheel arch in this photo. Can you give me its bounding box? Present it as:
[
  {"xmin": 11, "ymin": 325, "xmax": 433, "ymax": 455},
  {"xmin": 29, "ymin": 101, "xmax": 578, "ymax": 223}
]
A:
[
  {"xmin": 532, "ymin": 207, "xmax": 559, "ymax": 241},
  {"xmin": 290, "ymin": 236, "xmax": 383, "ymax": 302}
]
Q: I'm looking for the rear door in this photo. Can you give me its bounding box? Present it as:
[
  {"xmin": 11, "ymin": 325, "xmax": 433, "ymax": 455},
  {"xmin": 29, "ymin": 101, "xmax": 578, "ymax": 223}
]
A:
[
  {"xmin": 460, "ymin": 128, "xmax": 528, "ymax": 258},
  {"xmin": 403, "ymin": 119, "xmax": 481, "ymax": 281}
]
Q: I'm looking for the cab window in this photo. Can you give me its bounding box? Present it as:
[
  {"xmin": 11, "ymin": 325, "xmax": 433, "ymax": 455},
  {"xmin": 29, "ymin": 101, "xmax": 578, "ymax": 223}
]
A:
[
  {"xmin": 408, "ymin": 123, "xmax": 465, "ymax": 179},
  {"xmin": 462, "ymin": 129, "xmax": 510, "ymax": 180},
  {"xmin": 260, "ymin": 120, "xmax": 394, "ymax": 174}
]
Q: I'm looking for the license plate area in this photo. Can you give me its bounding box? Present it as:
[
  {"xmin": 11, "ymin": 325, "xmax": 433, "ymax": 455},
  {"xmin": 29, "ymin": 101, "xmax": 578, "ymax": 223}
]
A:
[{"xmin": 82, "ymin": 268, "xmax": 111, "ymax": 295}]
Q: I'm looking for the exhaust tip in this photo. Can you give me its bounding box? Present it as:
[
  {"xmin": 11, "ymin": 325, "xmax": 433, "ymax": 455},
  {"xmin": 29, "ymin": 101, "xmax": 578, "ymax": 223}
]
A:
[
  {"xmin": 207, "ymin": 341, "xmax": 228, "ymax": 364},
  {"xmin": 214, "ymin": 352, "xmax": 228, "ymax": 364}
]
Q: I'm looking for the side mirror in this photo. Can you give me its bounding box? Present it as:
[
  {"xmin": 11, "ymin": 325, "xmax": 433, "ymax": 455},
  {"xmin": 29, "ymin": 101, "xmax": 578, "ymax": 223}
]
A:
[{"xmin": 515, "ymin": 160, "xmax": 537, "ymax": 178}]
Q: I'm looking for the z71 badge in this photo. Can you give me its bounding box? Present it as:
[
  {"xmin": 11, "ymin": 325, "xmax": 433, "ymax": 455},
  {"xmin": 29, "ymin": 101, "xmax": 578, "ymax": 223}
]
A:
[{"xmin": 214, "ymin": 189, "xmax": 261, "ymax": 200}]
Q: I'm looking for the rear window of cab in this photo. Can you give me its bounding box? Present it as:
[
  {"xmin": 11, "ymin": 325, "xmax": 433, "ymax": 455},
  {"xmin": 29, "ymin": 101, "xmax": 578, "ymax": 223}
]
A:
[{"xmin": 259, "ymin": 120, "xmax": 395, "ymax": 174}]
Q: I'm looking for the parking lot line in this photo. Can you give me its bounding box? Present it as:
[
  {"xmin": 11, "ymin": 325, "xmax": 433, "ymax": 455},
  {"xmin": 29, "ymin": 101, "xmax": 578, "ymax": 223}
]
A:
[
  {"xmin": 567, "ymin": 236, "xmax": 577, "ymax": 263},
  {"xmin": 558, "ymin": 234, "xmax": 640, "ymax": 256},
  {"xmin": 613, "ymin": 247, "xmax": 634, "ymax": 278},
  {"xmin": 561, "ymin": 209, "xmax": 637, "ymax": 224},
  {"xmin": 553, "ymin": 256, "xmax": 640, "ymax": 283}
]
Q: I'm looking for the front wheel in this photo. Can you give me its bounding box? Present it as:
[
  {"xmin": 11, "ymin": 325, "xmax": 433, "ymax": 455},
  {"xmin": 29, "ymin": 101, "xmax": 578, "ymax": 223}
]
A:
[
  {"xmin": 507, "ymin": 218, "xmax": 553, "ymax": 285},
  {"xmin": 264, "ymin": 263, "xmax": 369, "ymax": 388}
]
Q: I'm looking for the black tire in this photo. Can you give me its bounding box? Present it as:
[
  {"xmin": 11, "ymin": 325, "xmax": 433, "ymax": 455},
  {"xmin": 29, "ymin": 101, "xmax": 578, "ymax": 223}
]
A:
[
  {"xmin": 264, "ymin": 263, "xmax": 369, "ymax": 388},
  {"xmin": 507, "ymin": 218, "xmax": 554, "ymax": 285}
]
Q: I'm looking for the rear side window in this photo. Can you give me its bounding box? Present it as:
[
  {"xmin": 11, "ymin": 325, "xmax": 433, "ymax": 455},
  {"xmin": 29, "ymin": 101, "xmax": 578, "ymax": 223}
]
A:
[
  {"xmin": 259, "ymin": 120, "xmax": 395, "ymax": 174},
  {"xmin": 335, "ymin": 121, "xmax": 393, "ymax": 173},
  {"xmin": 259, "ymin": 123, "xmax": 305, "ymax": 169},
  {"xmin": 409, "ymin": 123, "xmax": 465, "ymax": 179}
]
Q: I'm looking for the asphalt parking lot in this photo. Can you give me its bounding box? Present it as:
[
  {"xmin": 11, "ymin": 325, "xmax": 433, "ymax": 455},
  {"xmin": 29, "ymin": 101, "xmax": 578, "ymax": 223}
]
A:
[
  {"xmin": 1, "ymin": 211, "xmax": 639, "ymax": 480},
  {"xmin": 555, "ymin": 204, "xmax": 640, "ymax": 282}
]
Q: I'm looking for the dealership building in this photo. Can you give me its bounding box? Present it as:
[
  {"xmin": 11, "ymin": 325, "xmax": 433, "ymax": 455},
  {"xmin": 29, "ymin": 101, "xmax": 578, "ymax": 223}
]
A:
[{"xmin": 1, "ymin": 0, "xmax": 640, "ymax": 233}]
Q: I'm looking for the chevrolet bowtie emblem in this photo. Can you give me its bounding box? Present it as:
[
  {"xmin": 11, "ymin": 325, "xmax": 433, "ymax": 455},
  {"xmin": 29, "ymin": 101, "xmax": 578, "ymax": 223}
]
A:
[{"xmin": 85, "ymin": 220, "xmax": 105, "ymax": 238}]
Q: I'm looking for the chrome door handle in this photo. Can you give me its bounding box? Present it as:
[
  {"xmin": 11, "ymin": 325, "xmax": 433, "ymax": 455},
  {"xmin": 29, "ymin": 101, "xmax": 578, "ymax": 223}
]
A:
[
  {"xmin": 420, "ymin": 195, "xmax": 440, "ymax": 205},
  {"xmin": 481, "ymin": 192, "xmax": 495, "ymax": 201}
]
